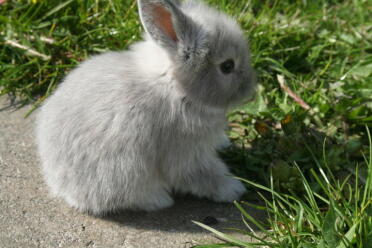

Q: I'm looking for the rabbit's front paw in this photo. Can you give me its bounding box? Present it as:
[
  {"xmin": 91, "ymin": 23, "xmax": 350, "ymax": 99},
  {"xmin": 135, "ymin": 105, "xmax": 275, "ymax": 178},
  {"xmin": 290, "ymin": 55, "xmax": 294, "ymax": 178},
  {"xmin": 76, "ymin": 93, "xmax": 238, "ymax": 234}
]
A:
[
  {"xmin": 216, "ymin": 134, "xmax": 231, "ymax": 150},
  {"xmin": 212, "ymin": 177, "xmax": 246, "ymax": 202}
]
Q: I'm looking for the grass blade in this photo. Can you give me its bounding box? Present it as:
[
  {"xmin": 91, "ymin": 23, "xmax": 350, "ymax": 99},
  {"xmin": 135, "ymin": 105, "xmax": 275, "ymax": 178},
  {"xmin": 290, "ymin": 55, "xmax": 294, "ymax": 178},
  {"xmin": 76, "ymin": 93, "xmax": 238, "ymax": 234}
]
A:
[
  {"xmin": 192, "ymin": 221, "xmax": 254, "ymax": 248},
  {"xmin": 41, "ymin": 0, "xmax": 75, "ymax": 20}
]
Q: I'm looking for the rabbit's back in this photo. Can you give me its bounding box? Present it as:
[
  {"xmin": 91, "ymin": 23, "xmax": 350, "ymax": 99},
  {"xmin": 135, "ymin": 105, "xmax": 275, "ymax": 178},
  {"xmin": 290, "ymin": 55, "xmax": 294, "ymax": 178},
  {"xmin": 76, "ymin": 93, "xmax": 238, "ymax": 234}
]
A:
[
  {"xmin": 38, "ymin": 42, "xmax": 171, "ymax": 151},
  {"xmin": 37, "ymin": 51, "xmax": 139, "ymax": 160},
  {"xmin": 36, "ymin": 50, "xmax": 169, "ymax": 213}
]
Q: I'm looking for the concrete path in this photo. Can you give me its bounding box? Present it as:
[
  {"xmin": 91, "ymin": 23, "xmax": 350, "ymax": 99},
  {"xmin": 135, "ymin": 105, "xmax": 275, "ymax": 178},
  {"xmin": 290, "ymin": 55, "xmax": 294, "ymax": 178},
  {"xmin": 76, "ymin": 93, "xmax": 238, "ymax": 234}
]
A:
[{"xmin": 0, "ymin": 96, "xmax": 264, "ymax": 248}]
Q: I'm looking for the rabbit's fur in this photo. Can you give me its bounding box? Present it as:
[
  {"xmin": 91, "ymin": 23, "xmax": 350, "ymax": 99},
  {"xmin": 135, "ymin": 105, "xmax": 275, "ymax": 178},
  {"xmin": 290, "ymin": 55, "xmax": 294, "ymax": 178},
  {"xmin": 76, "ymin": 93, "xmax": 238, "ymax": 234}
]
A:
[{"xmin": 36, "ymin": 0, "xmax": 255, "ymax": 215}]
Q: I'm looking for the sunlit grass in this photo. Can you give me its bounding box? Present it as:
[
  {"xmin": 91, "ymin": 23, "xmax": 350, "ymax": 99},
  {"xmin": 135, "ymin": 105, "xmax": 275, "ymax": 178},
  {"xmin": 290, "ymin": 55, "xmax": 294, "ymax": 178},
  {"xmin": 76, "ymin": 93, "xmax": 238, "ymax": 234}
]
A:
[{"xmin": 194, "ymin": 127, "xmax": 372, "ymax": 247}]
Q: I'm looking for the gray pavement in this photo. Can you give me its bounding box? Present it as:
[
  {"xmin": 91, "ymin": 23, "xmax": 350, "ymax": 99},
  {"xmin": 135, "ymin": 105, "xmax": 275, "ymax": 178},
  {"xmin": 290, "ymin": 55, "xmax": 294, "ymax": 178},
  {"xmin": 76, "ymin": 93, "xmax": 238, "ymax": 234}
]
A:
[{"xmin": 0, "ymin": 96, "xmax": 264, "ymax": 248}]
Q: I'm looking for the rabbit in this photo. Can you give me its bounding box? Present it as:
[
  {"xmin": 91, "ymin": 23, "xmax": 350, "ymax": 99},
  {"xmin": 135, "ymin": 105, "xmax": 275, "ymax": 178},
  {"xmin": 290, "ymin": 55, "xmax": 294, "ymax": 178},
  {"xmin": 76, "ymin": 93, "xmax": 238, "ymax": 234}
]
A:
[{"xmin": 35, "ymin": 0, "xmax": 256, "ymax": 216}]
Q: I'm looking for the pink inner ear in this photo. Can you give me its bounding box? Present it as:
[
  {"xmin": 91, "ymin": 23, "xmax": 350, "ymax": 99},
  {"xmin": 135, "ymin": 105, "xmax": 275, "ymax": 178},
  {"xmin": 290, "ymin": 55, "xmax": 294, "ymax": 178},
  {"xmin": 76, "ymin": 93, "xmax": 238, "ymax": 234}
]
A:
[{"xmin": 152, "ymin": 4, "xmax": 178, "ymax": 42}]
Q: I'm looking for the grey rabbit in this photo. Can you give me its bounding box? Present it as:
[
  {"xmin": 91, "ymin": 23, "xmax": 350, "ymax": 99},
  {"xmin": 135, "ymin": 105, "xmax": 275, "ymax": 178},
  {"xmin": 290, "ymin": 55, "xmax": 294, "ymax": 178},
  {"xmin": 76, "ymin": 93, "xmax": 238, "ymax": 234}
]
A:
[{"xmin": 36, "ymin": 0, "xmax": 256, "ymax": 215}]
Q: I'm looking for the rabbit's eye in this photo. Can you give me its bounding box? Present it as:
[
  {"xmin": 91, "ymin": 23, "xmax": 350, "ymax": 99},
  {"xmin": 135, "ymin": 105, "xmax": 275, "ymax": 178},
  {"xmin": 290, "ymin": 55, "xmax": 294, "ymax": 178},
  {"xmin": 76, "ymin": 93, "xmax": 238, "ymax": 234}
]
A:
[{"xmin": 220, "ymin": 59, "xmax": 235, "ymax": 74}]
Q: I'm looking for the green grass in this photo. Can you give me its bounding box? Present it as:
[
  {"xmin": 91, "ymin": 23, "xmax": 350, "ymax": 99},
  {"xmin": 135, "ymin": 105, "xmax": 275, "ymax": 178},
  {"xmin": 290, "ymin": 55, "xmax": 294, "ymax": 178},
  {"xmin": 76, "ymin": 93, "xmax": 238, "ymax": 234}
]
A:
[
  {"xmin": 1, "ymin": 0, "xmax": 141, "ymax": 104},
  {"xmin": 1, "ymin": 0, "xmax": 371, "ymax": 247},
  {"xmin": 194, "ymin": 127, "xmax": 372, "ymax": 247}
]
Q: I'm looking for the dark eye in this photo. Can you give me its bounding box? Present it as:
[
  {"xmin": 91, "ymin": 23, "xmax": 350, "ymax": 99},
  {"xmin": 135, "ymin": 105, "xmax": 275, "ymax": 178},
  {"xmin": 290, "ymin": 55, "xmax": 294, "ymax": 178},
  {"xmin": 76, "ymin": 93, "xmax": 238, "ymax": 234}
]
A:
[{"xmin": 220, "ymin": 59, "xmax": 235, "ymax": 74}]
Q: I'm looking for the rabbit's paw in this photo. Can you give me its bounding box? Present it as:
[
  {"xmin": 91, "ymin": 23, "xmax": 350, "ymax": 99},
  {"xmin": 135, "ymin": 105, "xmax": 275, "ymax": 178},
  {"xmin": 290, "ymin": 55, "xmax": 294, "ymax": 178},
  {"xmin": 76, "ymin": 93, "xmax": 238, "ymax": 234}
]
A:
[
  {"xmin": 137, "ymin": 190, "xmax": 174, "ymax": 211},
  {"xmin": 212, "ymin": 177, "xmax": 246, "ymax": 202},
  {"xmin": 216, "ymin": 134, "xmax": 231, "ymax": 150}
]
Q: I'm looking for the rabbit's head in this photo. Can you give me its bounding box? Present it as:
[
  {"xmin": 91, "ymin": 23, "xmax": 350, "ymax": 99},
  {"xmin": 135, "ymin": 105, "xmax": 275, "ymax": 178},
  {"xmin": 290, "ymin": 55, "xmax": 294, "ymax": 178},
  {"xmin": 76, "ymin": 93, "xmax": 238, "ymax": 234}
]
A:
[{"xmin": 138, "ymin": 0, "xmax": 255, "ymax": 108}]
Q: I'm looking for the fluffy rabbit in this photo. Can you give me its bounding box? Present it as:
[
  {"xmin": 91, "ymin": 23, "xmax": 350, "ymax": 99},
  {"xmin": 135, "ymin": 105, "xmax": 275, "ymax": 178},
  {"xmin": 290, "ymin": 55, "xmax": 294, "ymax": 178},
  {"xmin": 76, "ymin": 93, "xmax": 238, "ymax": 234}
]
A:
[{"xmin": 36, "ymin": 0, "xmax": 255, "ymax": 215}]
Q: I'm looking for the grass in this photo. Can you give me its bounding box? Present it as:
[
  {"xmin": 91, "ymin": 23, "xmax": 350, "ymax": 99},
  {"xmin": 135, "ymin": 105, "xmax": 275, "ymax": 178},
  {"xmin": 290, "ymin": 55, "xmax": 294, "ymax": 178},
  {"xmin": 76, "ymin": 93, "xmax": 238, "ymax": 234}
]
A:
[
  {"xmin": 1, "ymin": 0, "xmax": 141, "ymax": 104},
  {"xmin": 194, "ymin": 126, "xmax": 372, "ymax": 247},
  {"xmin": 1, "ymin": 0, "xmax": 371, "ymax": 247}
]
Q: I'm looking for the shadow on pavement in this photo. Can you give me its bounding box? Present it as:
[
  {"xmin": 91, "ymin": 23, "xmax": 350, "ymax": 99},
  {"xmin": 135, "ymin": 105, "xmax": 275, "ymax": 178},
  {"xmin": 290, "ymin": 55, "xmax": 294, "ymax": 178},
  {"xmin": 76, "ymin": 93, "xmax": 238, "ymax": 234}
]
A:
[{"xmin": 102, "ymin": 194, "xmax": 266, "ymax": 233}]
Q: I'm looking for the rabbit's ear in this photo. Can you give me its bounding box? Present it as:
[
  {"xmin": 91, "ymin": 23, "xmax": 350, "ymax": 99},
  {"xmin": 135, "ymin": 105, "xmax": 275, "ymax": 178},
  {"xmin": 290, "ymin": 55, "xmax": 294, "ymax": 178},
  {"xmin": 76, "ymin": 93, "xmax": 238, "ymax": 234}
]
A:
[{"xmin": 138, "ymin": 0, "xmax": 191, "ymax": 50}]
